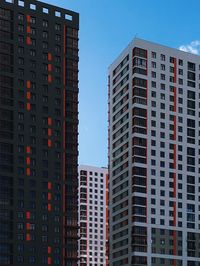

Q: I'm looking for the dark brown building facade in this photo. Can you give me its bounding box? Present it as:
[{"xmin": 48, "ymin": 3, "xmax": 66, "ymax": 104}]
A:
[{"xmin": 0, "ymin": 0, "xmax": 79, "ymax": 265}]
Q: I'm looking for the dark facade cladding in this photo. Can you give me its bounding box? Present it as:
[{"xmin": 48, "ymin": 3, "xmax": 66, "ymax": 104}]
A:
[{"xmin": 0, "ymin": 0, "xmax": 79, "ymax": 265}]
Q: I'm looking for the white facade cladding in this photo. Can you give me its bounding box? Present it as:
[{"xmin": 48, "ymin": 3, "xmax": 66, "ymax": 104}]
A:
[
  {"xmin": 78, "ymin": 165, "xmax": 109, "ymax": 266},
  {"xmin": 108, "ymin": 38, "xmax": 200, "ymax": 266}
]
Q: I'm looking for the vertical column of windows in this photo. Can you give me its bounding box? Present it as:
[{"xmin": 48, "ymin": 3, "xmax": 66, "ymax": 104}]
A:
[
  {"xmin": 64, "ymin": 26, "xmax": 79, "ymax": 263},
  {"xmin": 173, "ymin": 57, "xmax": 177, "ymax": 265},
  {"xmin": 131, "ymin": 47, "xmax": 148, "ymax": 265},
  {"xmin": 0, "ymin": 7, "xmax": 14, "ymax": 265},
  {"xmin": 79, "ymin": 171, "xmax": 87, "ymax": 266},
  {"xmin": 111, "ymin": 55, "xmax": 130, "ymax": 266}
]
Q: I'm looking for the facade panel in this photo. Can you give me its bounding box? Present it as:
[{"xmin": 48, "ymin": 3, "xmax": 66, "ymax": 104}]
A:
[
  {"xmin": 78, "ymin": 165, "xmax": 109, "ymax": 266},
  {"xmin": 108, "ymin": 38, "xmax": 200, "ymax": 266},
  {"xmin": 0, "ymin": 0, "xmax": 79, "ymax": 265}
]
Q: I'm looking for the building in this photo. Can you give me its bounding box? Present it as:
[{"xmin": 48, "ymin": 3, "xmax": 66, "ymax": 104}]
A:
[
  {"xmin": 78, "ymin": 165, "xmax": 109, "ymax": 266},
  {"xmin": 108, "ymin": 38, "xmax": 200, "ymax": 266},
  {"xmin": 0, "ymin": 0, "xmax": 79, "ymax": 265}
]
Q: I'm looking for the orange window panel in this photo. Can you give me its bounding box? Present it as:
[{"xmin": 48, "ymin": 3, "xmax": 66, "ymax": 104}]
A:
[
  {"xmin": 48, "ymin": 75, "xmax": 52, "ymax": 83},
  {"xmin": 48, "ymin": 128, "xmax": 52, "ymax": 136},
  {"xmin": 26, "ymin": 146, "xmax": 31, "ymax": 154},
  {"xmin": 26, "ymin": 223, "xmax": 30, "ymax": 230},
  {"xmin": 48, "ymin": 193, "xmax": 52, "ymax": 200},
  {"xmin": 48, "ymin": 139, "xmax": 52, "ymax": 147},
  {"xmin": 48, "ymin": 246, "xmax": 52, "ymax": 254},
  {"xmin": 48, "ymin": 182, "xmax": 52, "ymax": 190},
  {"xmin": 26, "ymin": 234, "xmax": 31, "ymax": 241},
  {"xmin": 48, "ymin": 117, "xmax": 52, "ymax": 126},
  {"xmin": 48, "ymin": 64, "xmax": 52, "ymax": 72},
  {"xmin": 26, "ymin": 168, "xmax": 31, "ymax": 176},
  {"xmin": 26, "ymin": 103, "xmax": 31, "ymax": 111},
  {"xmin": 48, "ymin": 204, "xmax": 52, "ymax": 211},
  {"xmin": 26, "ymin": 211, "xmax": 30, "ymax": 219},
  {"xmin": 27, "ymin": 26, "xmax": 31, "ymax": 34},
  {"xmin": 27, "ymin": 91, "xmax": 31, "ymax": 100},
  {"xmin": 48, "ymin": 53, "xmax": 52, "ymax": 61},
  {"xmin": 27, "ymin": 80, "xmax": 31, "ymax": 89},
  {"xmin": 26, "ymin": 36, "xmax": 31, "ymax": 45},
  {"xmin": 27, "ymin": 15, "xmax": 31, "ymax": 23},
  {"xmin": 26, "ymin": 157, "xmax": 31, "ymax": 165}
]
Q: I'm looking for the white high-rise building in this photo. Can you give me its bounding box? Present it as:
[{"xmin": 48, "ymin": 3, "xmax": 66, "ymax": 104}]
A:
[
  {"xmin": 108, "ymin": 38, "xmax": 200, "ymax": 266},
  {"xmin": 78, "ymin": 165, "xmax": 109, "ymax": 266}
]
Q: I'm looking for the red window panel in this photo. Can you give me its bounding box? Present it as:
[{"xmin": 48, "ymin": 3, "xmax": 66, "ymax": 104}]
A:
[
  {"xmin": 26, "ymin": 234, "xmax": 31, "ymax": 241},
  {"xmin": 48, "ymin": 182, "xmax": 52, "ymax": 190},
  {"xmin": 48, "ymin": 257, "xmax": 52, "ymax": 265},
  {"xmin": 27, "ymin": 26, "xmax": 31, "ymax": 34},
  {"xmin": 27, "ymin": 15, "xmax": 31, "ymax": 23},
  {"xmin": 27, "ymin": 80, "xmax": 31, "ymax": 89},
  {"xmin": 48, "ymin": 247, "xmax": 52, "ymax": 254},
  {"xmin": 48, "ymin": 117, "xmax": 52, "ymax": 126},
  {"xmin": 48, "ymin": 128, "xmax": 52, "ymax": 136},
  {"xmin": 26, "ymin": 91, "xmax": 31, "ymax": 100},
  {"xmin": 26, "ymin": 212, "xmax": 31, "ymax": 219},
  {"xmin": 26, "ymin": 36, "xmax": 31, "ymax": 45},
  {"xmin": 48, "ymin": 53, "xmax": 52, "ymax": 61},
  {"xmin": 26, "ymin": 103, "xmax": 31, "ymax": 111},
  {"xmin": 26, "ymin": 157, "xmax": 30, "ymax": 165},
  {"xmin": 48, "ymin": 204, "xmax": 52, "ymax": 211},
  {"xmin": 48, "ymin": 139, "xmax": 52, "ymax": 147},
  {"xmin": 26, "ymin": 168, "xmax": 31, "ymax": 176},
  {"xmin": 26, "ymin": 146, "xmax": 31, "ymax": 154},
  {"xmin": 48, "ymin": 75, "xmax": 52, "ymax": 83},
  {"xmin": 48, "ymin": 193, "xmax": 52, "ymax": 201},
  {"xmin": 48, "ymin": 64, "xmax": 52, "ymax": 72}
]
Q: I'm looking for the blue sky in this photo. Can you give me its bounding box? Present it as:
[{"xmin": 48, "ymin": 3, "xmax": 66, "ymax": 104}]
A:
[{"xmin": 43, "ymin": 0, "xmax": 200, "ymax": 167}]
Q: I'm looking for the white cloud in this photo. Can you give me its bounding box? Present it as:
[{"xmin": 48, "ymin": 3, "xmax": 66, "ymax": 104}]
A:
[{"xmin": 179, "ymin": 40, "xmax": 200, "ymax": 55}]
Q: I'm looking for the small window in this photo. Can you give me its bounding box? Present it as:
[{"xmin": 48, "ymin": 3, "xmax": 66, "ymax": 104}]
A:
[
  {"xmin": 55, "ymin": 24, "xmax": 61, "ymax": 31},
  {"xmin": 65, "ymin": 14, "xmax": 72, "ymax": 21},
  {"xmin": 18, "ymin": 0, "xmax": 24, "ymax": 7},
  {"xmin": 5, "ymin": 0, "xmax": 14, "ymax": 3},
  {"xmin": 30, "ymin": 4, "xmax": 36, "ymax": 10},
  {"xmin": 18, "ymin": 14, "xmax": 24, "ymax": 21},
  {"xmin": 30, "ymin": 17, "xmax": 36, "ymax": 24},
  {"xmin": 43, "ymin": 8, "xmax": 49, "ymax": 14},
  {"xmin": 55, "ymin": 11, "xmax": 61, "ymax": 17},
  {"xmin": 43, "ymin": 20, "xmax": 48, "ymax": 27}
]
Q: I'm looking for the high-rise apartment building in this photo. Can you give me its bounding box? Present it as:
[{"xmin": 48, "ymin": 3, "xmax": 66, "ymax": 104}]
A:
[
  {"xmin": 108, "ymin": 38, "xmax": 200, "ymax": 266},
  {"xmin": 0, "ymin": 0, "xmax": 79, "ymax": 265},
  {"xmin": 78, "ymin": 165, "xmax": 109, "ymax": 266}
]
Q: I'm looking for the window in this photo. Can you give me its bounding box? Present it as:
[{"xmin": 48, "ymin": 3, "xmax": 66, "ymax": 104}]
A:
[
  {"xmin": 42, "ymin": 31, "xmax": 48, "ymax": 39},
  {"xmin": 43, "ymin": 8, "xmax": 49, "ymax": 14},
  {"xmin": 55, "ymin": 24, "xmax": 61, "ymax": 31},
  {"xmin": 18, "ymin": 13, "xmax": 24, "ymax": 21},
  {"xmin": 170, "ymin": 57, "xmax": 174, "ymax": 63},
  {"xmin": 18, "ymin": 46, "xmax": 24, "ymax": 54},
  {"xmin": 65, "ymin": 14, "xmax": 72, "ymax": 21},
  {"xmin": 42, "ymin": 42, "xmax": 48, "ymax": 49},
  {"xmin": 18, "ymin": 24, "xmax": 24, "ymax": 32},
  {"xmin": 30, "ymin": 4, "xmax": 36, "ymax": 10},
  {"xmin": 30, "ymin": 17, "xmax": 36, "ymax": 24},
  {"xmin": 161, "ymin": 54, "xmax": 165, "ymax": 61},
  {"xmin": 55, "ymin": 11, "xmax": 61, "ymax": 17},
  {"xmin": 161, "ymin": 74, "xmax": 165, "ymax": 80},
  {"xmin": 30, "ymin": 50, "xmax": 36, "ymax": 57},
  {"xmin": 43, "ymin": 20, "xmax": 48, "ymax": 27},
  {"xmin": 161, "ymin": 64, "xmax": 165, "ymax": 71},
  {"xmin": 152, "ymin": 52, "xmax": 156, "ymax": 58},
  {"xmin": 18, "ymin": 1, "xmax": 24, "ymax": 7},
  {"xmin": 179, "ymin": 59, "xmax": 183, "ymax": 66},
  {"xmin": 151, "ymin": 61, "xmax": 156, "ymax": 68}
]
